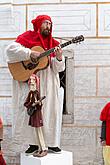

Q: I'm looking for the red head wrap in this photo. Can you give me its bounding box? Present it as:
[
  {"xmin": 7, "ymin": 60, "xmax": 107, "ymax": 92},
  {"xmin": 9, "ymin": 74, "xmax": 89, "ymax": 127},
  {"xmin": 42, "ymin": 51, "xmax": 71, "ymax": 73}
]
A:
[
  {"xmin": 31, "ymin": 15, "xmax": 52, "ymax": 32},
  {"xmin": 16, "ymin": 15, "xmax": 59, "ymax": 58}
]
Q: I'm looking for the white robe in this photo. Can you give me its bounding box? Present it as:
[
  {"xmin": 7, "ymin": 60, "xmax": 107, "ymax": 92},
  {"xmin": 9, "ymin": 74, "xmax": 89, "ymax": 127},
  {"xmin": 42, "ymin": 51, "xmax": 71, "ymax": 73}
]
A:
[{"xmin": 6, "ymin": 42, "xmax": 65, "ymax": 153}]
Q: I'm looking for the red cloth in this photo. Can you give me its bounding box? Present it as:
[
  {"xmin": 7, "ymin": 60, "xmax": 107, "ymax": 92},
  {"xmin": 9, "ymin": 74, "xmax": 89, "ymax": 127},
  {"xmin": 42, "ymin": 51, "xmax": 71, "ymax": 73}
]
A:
[
  {"xmin": 0, "ymin": 154, "xmax": 6, "ymax": 165},
  {"xmin": 100, "ymin": 102, "xmax": 110, "ymax": 146},
  {"xmin": 0, "ymin": 118, "xmax": 3, "ymax": 128},
  {"xmin": 16, "ymin": 15, "xmax": 59, "ymax": 57}
]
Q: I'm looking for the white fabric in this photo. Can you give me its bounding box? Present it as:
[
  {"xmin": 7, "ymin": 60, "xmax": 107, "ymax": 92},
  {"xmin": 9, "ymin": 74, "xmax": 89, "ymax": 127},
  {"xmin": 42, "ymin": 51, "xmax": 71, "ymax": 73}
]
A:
[
  {"xmin": 6, "ymin": 42, "xmax": 65, "ymax": 153},
  {"xmin": 36, "ymin": 127, "xmax": 47, "ymax": 150},
  {"xmin": 103, "ymin": 146, "xmax": 110, "ymax": 165},
  {"xmin": 6, "ymin": 42, "xmax": 31, "ymax": 63}
]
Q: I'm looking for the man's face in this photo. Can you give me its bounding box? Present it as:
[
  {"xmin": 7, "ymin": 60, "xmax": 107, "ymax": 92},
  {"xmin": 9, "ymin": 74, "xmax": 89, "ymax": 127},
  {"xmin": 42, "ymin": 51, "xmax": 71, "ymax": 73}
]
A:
[{"xmin": 40, "ymin": 20, "xmax": 52, "ymax": 36}]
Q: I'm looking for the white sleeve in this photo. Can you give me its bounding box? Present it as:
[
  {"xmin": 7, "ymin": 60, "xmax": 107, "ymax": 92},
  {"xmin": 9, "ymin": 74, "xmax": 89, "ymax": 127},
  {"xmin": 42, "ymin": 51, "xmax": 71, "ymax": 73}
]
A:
[
  {"xmin": 51, "ymin": 55, "xmax": 65, "ymax": 73},
  {"xmin": 6, "ymin": 41, "xmax": 31, "ymax": 63}
]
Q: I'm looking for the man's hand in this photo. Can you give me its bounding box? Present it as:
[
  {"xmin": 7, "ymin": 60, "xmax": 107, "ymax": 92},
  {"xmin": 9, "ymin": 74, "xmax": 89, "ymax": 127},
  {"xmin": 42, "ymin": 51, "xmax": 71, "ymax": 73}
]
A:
[
  {"xmin": 54, "ymin": 46, "xmax": 63, "ymax": 61},
  {"xmin": 30, "ymin": 51, "xmax": 40, "ymax": 63}
]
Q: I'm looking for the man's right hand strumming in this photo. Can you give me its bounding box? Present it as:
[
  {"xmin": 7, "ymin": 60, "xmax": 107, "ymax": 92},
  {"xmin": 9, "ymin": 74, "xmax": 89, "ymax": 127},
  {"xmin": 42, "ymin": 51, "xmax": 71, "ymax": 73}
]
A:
[{"xmin": 30, "ymin": 51, "xmax": 41, "ymax": 63}]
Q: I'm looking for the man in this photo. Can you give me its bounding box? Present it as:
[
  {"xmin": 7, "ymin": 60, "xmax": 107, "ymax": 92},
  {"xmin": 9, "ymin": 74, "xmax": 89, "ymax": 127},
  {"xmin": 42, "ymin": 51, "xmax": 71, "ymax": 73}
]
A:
[
  {"xmin": 100, "ymin": 102, "xmax": 110, "ymax": 165},
  {"xmin": 6, "ymin": 15, "xmax": 65, "ymax": 155}
]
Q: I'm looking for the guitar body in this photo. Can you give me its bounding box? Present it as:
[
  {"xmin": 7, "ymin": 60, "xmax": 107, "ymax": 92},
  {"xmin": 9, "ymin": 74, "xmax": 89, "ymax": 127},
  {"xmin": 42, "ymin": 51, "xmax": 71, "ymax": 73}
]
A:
[{"xmin": 8, "ymin": 46, "xmax": 49, "ymax": 81}]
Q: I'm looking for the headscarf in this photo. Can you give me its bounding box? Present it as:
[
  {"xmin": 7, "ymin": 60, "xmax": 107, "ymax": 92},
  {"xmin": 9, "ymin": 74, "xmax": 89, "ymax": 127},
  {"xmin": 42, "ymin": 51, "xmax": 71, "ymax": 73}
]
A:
[{"xmin": 16, "ymin": 15, "xmax": 59, "ymax": 58}]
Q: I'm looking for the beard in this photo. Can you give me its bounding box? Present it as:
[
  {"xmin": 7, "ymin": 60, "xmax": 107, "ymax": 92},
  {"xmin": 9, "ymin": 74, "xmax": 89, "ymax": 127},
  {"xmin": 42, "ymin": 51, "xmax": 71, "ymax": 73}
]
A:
[{"xmin": 41, "ymin": 29, "xmax": 50, "ymax": 37}]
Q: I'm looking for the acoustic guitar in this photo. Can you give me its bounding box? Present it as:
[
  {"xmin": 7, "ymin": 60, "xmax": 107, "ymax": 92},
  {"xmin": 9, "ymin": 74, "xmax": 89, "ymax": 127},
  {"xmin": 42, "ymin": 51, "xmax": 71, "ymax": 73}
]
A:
[{"xmin": 8, "ymin": 35, "xmax": 84, "ymax": 81}]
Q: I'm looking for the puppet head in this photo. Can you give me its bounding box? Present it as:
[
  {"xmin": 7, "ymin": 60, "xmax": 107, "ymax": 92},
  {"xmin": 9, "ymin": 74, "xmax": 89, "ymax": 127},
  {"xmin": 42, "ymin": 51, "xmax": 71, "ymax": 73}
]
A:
[{"xmin": 28, "ymin": 74, "xmax": 39, "ymax": 91}]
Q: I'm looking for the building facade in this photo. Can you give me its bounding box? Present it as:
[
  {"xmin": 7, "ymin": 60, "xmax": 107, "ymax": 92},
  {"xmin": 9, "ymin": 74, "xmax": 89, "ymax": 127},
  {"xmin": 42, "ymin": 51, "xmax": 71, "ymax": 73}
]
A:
[{"xmin": 1, "ymin": 0, "xmax": 110, "ymax": 164}]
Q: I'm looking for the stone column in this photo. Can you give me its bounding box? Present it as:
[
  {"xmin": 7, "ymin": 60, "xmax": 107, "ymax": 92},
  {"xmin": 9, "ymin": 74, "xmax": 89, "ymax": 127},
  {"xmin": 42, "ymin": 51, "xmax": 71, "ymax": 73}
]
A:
[{"xmin": 62, "ymin": 49, "xmax": 74, "ymax": 124}]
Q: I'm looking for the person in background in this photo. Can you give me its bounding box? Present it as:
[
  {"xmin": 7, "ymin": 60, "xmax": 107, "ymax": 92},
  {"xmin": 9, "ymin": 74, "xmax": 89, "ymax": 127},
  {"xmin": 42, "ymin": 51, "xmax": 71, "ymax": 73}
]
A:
[
  {"xmin": 0, "ymin": 117, "xmax": 6, "ymax": 165},
  {"xmin": 6, "ymin": 14, "xmax": 65, "ymax": 155},
  {"xmin": 100, "ymin": 102, "xmax": 110, "ymax": 165}
]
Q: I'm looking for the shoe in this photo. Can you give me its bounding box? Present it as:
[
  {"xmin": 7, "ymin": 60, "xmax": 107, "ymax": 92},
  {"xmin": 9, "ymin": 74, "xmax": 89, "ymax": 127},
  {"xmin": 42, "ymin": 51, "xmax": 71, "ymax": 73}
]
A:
[
  {"xmin": 25, "ymin": 145, "xmax": 39, "ymax": 155},
  {"xmin": 48, "ymin": 147, "xmax": 61, "ymax": 153},
  {"xmin": 33, "ymin": 150, "xmax": 48, "ymax": 157}
]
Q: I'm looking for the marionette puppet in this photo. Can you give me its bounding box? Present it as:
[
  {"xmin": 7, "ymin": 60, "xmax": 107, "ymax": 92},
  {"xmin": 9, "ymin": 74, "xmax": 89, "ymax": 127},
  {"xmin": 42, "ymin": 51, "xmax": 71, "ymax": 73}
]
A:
[
  {"xmin": 100, "ymin": 102, "xmax": 110, "ymax": 165},
  {"xmin": 24, "ymin": 74, "xmax": 47, "ymax": 157},
  {"xmin": 0, "ymin": 117, "xmax": 6, "ymax": 165}
]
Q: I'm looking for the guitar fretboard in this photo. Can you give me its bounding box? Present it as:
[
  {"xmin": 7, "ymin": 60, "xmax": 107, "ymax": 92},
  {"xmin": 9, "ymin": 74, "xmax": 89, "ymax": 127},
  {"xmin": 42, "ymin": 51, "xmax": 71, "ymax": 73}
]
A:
[
  {"xmin": 39, "ymin": 40, "xmax": 73, "ymax": 58},
  {"xmin": 38, "ymin": 35, "xmax": 84, "ymax": 59},
  {"xmin": 61, "ymin": 40, "xmax": 72, "ymax": 48}
]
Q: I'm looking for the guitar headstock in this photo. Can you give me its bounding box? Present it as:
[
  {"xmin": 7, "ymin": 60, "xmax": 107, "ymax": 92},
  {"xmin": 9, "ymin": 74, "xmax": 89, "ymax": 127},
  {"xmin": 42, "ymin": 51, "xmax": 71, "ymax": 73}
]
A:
[{"xmin": 72, "ymin": 35, "xmax": 84, "ymax": 44}]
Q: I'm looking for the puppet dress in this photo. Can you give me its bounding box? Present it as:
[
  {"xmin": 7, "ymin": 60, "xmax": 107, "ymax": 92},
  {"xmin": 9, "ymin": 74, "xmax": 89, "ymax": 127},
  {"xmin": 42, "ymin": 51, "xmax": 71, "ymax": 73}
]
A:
[{"xmin": 24, "ymin": 90, "xmax": 43, "ymax": 127}]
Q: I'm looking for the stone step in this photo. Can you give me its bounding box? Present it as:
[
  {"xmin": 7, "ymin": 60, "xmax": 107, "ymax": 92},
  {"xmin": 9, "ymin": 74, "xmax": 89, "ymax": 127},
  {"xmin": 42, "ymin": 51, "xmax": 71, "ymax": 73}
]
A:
[{"xmin": 21, "ymin": 150, "xmax": 73, "ymax": 165}]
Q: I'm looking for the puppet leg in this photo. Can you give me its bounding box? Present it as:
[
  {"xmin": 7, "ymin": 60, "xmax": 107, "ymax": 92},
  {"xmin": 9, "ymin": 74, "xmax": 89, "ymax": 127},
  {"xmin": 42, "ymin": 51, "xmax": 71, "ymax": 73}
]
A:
[
  {"xmin": 33, "ymin": 127, "xmax": 47, "ymax": 157},
  {"xmin": 37, "ymin": 127, "xmax": 47, "ymax": 150}
]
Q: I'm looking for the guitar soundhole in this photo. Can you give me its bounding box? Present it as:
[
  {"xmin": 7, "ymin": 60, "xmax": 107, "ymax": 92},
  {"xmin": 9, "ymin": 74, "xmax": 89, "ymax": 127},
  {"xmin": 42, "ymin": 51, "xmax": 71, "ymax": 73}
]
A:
[
  {"xmin": 26, "ymin": 62, "xmax": 38, "ymax": 70},
  {"xmin": 22, "ymin": 61, "xmax": 39, "ymax": 70}
]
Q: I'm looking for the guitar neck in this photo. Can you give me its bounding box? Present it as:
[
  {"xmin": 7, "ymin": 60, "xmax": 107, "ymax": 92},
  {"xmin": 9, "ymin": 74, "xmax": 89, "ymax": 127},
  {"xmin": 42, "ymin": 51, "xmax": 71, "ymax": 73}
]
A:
[{"xmin": 39, "ymin": 40, "xmax": 73, "ymax": 58}]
